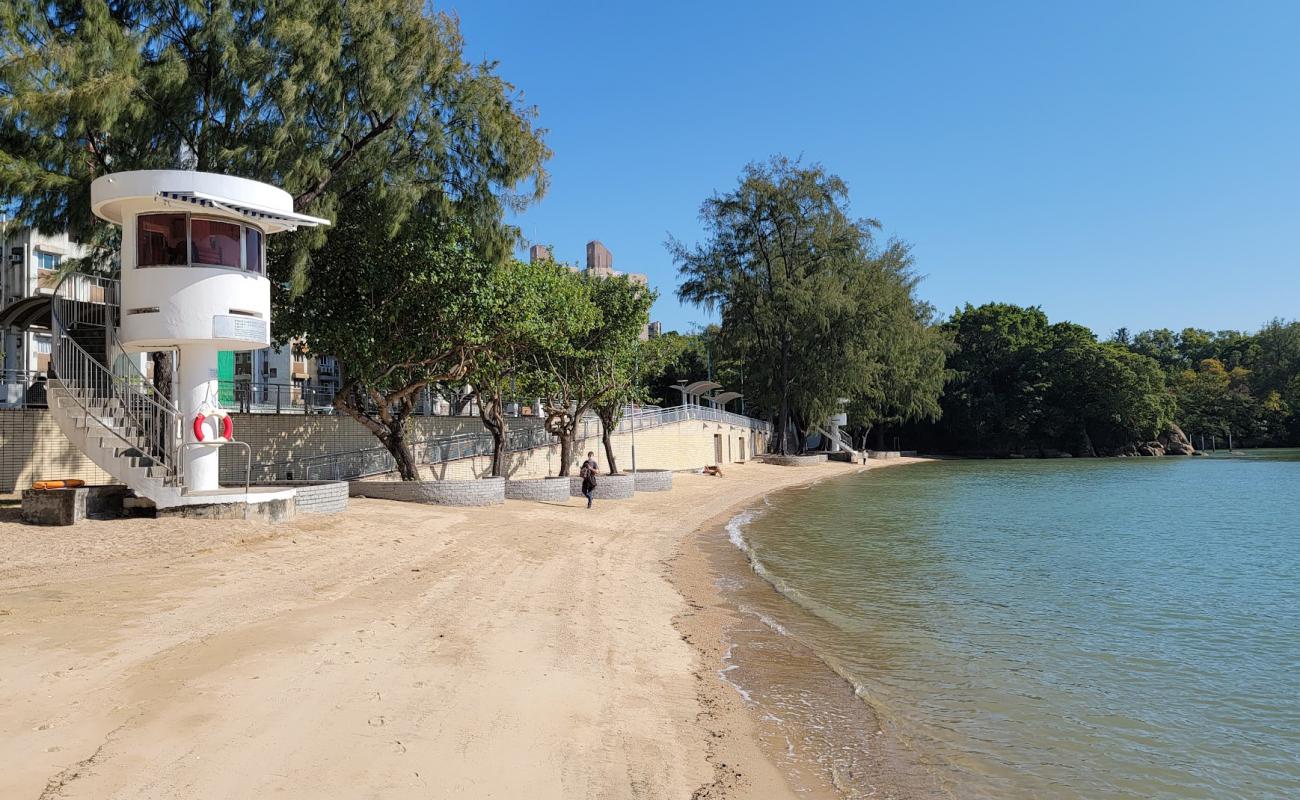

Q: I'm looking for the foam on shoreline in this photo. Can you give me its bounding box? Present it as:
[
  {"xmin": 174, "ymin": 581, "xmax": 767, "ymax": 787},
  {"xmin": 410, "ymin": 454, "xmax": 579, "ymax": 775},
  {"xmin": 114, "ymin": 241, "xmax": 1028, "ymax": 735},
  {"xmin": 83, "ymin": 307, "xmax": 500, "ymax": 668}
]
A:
[{"xmin": 673, "ymin": 457, "xmax": 945, "ymax": 800}]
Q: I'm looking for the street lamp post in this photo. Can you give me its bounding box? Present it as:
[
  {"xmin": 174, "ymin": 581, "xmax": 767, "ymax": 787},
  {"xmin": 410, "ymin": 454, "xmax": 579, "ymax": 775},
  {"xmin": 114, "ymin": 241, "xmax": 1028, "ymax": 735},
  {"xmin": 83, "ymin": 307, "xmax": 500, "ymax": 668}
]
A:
[{"xmin": 630, "ymin": 351, "xmax": 639, "ymax": 474}]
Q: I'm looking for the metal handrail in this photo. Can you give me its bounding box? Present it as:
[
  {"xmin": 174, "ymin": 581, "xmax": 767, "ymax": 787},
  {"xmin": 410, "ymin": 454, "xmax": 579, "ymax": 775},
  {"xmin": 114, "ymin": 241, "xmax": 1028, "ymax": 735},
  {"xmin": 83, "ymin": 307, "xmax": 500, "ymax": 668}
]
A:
[
  {"xmin": 49, "ymin": 272, "xmax": 184, "ymax": 487},
  {"xmin": 182, "ymin": 440, "xmax": 251, "ymax": 498}
]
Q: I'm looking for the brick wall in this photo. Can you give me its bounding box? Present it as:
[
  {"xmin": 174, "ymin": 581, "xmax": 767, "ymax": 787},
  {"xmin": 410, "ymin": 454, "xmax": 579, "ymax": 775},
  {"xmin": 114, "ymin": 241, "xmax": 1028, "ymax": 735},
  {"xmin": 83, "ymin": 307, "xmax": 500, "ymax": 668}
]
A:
[{"xmin": 1, "ymin": 409, "xmax": 113, "ymax": 492}]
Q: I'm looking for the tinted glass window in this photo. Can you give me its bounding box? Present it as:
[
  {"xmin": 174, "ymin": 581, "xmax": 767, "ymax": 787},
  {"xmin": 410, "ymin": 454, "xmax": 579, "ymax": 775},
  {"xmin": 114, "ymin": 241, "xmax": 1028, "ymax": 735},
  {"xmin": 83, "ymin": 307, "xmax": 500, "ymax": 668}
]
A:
[
  {"xmin": 137, "ymin": 214, "xmax": 188, "ymax": 266},
  {"xmin": 245, "ymin": 227, "xmax": 264, "ymax": 274},
  {"xmin": 190, "ymin": 218, "xmax": 242, "ymax": 268}
]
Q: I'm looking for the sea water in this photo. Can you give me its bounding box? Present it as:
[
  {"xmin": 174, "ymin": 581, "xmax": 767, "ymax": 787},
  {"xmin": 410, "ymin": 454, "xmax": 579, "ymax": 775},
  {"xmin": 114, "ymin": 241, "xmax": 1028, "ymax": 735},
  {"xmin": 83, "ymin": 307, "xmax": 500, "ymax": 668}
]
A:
[{"xmin": 724, "ymin": 451, "xmax": 1300, "ymax": 799}]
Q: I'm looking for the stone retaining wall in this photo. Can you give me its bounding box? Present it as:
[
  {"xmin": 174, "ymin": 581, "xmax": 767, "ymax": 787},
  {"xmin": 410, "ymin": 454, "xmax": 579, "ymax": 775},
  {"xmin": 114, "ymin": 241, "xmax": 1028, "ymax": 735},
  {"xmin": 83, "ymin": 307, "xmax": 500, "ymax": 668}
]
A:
[
  {"xmin": 155, "ymin": 497, "xmax": 296, "ymax": 523},
  {"xmin": 632, "ymin": 469, "xmax": 674, "ymax": 492},
  {"xmin": 866, "ymin": 450, "xmax": 902, "ymax": 460},
  {"xmin": 504, "ymin": 477, "xmax": 572, "ymax": 502},
  {"xmin": 760, "ymin": 453, "xmax": 829, "ymax": 467},
  {"xmin": 349, "ymin": 477, "xmax": 505, "ymax": 506},
  {"xmin": 569, "ymin": 473, "xmax": 636, "ymax": 500},
  {"xmin": 251, "ymin": 481, "xmax": 349, "ymax": 514}
]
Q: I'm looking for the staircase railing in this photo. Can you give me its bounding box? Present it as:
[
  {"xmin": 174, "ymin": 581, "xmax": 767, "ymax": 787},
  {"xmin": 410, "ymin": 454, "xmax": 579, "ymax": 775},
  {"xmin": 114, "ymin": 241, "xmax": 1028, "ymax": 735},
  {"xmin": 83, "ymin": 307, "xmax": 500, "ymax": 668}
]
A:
[{"xmin": 50, "ymin": 273, "xmax": 185, "ymax": 487}]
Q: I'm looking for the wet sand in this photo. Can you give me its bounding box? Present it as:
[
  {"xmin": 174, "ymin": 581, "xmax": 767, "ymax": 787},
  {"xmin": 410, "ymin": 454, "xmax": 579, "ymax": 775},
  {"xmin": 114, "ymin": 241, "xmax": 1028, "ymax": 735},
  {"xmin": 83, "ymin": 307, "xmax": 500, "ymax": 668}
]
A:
[
  {"xmin": 0, "ymin": 459, "xmax": 919, "ymax": 799},
  {"xmin": 671, "ymin": 461, "xmax": 947, "ymax": 800}
]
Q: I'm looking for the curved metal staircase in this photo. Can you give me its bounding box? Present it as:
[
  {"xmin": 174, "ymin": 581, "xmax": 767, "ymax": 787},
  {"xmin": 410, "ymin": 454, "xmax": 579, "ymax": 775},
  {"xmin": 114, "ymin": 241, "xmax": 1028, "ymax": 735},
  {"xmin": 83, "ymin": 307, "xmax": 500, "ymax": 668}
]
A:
[{"xmin": 46, "ymin": 273, "xmax": 189, "ymax": 507}]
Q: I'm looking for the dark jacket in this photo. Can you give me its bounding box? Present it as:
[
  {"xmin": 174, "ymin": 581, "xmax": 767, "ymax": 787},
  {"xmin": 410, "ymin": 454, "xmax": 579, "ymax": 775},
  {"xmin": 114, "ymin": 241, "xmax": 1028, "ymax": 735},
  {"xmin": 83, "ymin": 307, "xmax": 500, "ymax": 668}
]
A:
[{"xmin": 580, "ymin": 459, "xmax": 599, "ymax": 490}]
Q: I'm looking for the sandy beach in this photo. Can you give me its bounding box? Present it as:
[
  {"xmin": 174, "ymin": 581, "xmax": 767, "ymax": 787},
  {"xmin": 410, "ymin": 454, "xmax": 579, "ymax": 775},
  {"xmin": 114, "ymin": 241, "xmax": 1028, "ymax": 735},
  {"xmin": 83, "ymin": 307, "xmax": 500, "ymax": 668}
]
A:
[{"xmin": 0, "ymin": 458, "xmax": 920, "ymax": 800}]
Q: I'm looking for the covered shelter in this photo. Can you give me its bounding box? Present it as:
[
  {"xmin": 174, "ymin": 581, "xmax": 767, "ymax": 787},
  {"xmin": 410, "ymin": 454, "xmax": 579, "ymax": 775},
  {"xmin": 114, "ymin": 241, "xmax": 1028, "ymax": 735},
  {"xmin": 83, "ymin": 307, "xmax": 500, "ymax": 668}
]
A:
[
  {"xmin": 712, "ymin": 391, "xmax": 743, "ymax": 411},
  {"xmin": 677, "ymin": 379, "xmax": 722, "ymax": 407}
]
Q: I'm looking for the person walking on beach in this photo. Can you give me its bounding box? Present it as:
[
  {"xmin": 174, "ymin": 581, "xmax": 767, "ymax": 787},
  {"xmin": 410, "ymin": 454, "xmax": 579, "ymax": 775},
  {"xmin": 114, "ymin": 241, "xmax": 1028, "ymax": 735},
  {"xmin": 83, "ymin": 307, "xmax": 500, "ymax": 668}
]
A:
[{"xmin": 579, "ymin": 452, "xmax": 599, "ymax": 508}]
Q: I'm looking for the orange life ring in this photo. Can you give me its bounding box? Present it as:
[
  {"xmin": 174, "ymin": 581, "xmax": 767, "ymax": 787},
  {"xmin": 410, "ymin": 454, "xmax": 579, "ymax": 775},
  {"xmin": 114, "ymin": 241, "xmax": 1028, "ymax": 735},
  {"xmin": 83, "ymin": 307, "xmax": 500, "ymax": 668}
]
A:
[{"xmin": 192, "ymin": 409, "xmax": 233, "ymax": 442}]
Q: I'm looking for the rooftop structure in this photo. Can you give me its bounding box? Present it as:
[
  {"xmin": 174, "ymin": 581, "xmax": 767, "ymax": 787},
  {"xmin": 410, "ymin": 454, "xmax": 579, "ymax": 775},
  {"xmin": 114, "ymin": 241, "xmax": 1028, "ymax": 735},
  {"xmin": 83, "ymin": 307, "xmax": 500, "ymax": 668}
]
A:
[{"xmin": 528, "ymin": 238, "xmax": 656, "ymax": 337}]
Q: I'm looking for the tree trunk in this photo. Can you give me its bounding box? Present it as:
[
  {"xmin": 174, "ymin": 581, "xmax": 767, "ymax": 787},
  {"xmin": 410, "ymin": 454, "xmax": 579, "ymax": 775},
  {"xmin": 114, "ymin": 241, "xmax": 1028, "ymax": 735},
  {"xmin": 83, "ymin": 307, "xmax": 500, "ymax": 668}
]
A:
[
  {"xmin": 558, "ymin": 428, "xmax": 574, "ymax": 476},
  {"xmin": 776, "ymin": 338, "xmax": 792, "ymax": 455},
  {"xmin": 478, "ymin": 392, "xmax": 508, "ymax": 478},
  {"xmin": 452, "ymin": 388, "xmax": 475, "ymax": 416},
  {"xmin": 151, "ymin": 351, "xmax": 173, "ymax": 401},
  {"xmin": 385, "ymin": 416, "xmax": 420, "ymax": 481},
  {"xmin": 335, "ymin": 388, "xmax": 420, "ymax": 480},
  {"xmin": 597, "ymin": 408, "xmax": 619, "ymax": 474}
]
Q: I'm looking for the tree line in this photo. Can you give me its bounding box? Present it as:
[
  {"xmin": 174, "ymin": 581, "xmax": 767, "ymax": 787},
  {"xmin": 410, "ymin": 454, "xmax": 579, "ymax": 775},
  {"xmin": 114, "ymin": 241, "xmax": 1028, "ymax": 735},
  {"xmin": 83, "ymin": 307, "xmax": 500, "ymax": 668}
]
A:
[{"xmin": 669, "ymin": 161, "xmax": 1299, "ymax": 456}]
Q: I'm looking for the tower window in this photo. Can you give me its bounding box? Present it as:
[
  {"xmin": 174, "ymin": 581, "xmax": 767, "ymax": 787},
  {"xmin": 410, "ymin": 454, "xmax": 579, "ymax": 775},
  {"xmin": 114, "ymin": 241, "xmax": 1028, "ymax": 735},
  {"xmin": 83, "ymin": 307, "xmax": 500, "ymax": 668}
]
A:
[
  {"xmin": 137, "ymin": 214, "xmax": 188, "ymax": 266},
  {"xmin": 190, "ymin": 218, "xmax": 242, "ymax": 268}
]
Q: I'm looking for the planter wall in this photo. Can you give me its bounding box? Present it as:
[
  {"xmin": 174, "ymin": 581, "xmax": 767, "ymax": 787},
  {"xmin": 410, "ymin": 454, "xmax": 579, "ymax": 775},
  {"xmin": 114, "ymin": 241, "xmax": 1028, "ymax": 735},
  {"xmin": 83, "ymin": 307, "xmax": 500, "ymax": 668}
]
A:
[
  {"xmin": 632, "ymin": 469, "xmax": 674, "ymax": 492},
  {"xmin": 569, "ymin": 473, "xmax": 636, "ymax": 500},
  {"xmin": 251, "ymin": 481, "xmax": 349, "ymax": 514},
  {"xmin": 349, "ymin": 476, "xmax": 505, "ymax": 506},
  {"xmin": 504, "ymin": 477, "xmax": 571, "ymax": 502},
  {"xmin": 760, "ymin": 453, "xmax": 829, "ymax": 467}
]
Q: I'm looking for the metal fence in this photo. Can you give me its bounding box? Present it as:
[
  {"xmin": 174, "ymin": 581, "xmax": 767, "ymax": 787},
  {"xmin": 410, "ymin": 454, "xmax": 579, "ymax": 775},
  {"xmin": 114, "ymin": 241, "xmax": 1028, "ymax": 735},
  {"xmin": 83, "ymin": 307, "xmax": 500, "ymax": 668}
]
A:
[{"xmin": 0, "ymin": 369, "xmax": 48, "ymax": 408}]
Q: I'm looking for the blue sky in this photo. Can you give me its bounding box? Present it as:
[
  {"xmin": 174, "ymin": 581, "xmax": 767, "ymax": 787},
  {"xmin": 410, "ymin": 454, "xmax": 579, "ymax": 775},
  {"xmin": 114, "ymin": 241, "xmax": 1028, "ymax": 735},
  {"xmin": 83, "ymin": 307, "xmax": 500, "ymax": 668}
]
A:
[{"xmin": 448, "ymin": 1, "xmax": 1300, "ymax": 337}]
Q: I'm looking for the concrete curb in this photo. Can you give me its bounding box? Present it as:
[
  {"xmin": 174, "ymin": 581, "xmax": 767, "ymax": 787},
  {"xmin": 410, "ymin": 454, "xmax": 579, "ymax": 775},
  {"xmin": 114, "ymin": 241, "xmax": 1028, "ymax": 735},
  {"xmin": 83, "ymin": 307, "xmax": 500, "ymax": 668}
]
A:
[
  {"xmin": 252, "ymin": 480, "xmax": 349, "ymax": 514},
  {"xmin": 631, "ymin": 469, "xmax": 674, "ymax": 492},
  {"xmin": 504, "ymin": 477, "xmax": 572, "ymax": 502},
  {"xmin": 349, "ymin": 477, "xmax": 505, "ymax": 506},
  {"xmin": 759, "ymin": 454, "xmax": 829, "ymax": 467},
  {"xmin": 569, "ymin": 473, "xmax": 636, "ymax": 500}
]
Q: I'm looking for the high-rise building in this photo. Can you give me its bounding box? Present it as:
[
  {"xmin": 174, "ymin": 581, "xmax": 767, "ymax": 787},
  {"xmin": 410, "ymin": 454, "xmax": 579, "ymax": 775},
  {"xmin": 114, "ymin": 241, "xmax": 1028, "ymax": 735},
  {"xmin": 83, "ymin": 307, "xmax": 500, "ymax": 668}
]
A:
[
  {"xmin": 529, "ymin": 237, "xmax": 661, "ymax": 339},
  {"xmin": 585, "ymin": 240, "xmax": 614, "ymax": 276}
]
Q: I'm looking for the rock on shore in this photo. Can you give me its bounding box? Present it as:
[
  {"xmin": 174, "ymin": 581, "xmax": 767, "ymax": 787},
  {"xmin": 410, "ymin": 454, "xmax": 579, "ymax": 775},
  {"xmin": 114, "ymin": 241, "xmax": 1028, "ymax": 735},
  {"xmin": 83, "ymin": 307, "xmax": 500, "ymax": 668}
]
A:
[{"xmin": 1133, "ymin": 423, "xmax": 1196, "ymax": 456}]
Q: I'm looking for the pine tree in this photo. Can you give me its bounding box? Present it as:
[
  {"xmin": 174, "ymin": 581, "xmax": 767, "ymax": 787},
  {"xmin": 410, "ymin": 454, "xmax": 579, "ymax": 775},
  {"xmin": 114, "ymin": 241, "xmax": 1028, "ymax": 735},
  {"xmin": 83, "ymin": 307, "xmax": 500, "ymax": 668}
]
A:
[{"xmin": 0, "ymin": 0, "xmax": 550, "ymax": 288}]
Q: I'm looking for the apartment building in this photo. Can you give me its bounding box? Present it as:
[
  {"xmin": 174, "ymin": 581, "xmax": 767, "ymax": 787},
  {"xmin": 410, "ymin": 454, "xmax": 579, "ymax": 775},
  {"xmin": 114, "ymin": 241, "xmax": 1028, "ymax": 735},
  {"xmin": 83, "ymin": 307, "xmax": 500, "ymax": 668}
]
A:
[
  {"xmin": 529, "ymin": 240, "xmax": 661, "ymax": 339},
  {"xmin": 1, "ymin": 226, "xmax": 88, "ymax": 402}
]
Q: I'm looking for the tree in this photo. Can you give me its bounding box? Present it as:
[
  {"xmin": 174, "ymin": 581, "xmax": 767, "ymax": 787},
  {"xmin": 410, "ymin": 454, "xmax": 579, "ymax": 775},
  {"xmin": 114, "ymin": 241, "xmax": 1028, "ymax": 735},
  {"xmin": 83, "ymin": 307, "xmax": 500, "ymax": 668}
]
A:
[
  {"xmin": 0, "ymin": 0, "xmax": 549, "ymax": 288},
  {"xmin": 533, "ymin": 273, "xmax": 653, "ymax": 476},
  {"xmin": 273, "ymin": 198, "xmax": 496, "ymax": 479},
  {"xmin": 636, "ymin": 331, "xmax": 709, "ymax": 407},
  {"xmin": 2, "ymin": 0, "xmax": 549, "ymax": 415},
  {"xmin": 468, "ymin": 259, "xmax": 592, "ymax": 478},
  {"xmin": 935, "ymin": 304, "xmax": 1173, "ymax": 456},
  {"xmin": 938, "ymin": 303, "xmax": 1053, "ymax": 453},
  {"xmin": 674, "ymin": 157, "xmax": 940, "ymax": 454},
  {"xmin": 587, "ymin": 278, "xmax": 656, "ymax": 474}
]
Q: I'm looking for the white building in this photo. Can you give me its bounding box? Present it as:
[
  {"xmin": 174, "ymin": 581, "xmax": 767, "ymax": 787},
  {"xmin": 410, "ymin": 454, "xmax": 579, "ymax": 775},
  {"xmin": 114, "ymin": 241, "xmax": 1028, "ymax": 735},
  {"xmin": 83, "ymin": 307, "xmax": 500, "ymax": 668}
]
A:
[
  {"xmin": 1, "ymin": 226, "xmax": 88, "ymax": 380},
  {"xmin": 40, "ymin": 169, "xmax": 328, "ymax": 509}
]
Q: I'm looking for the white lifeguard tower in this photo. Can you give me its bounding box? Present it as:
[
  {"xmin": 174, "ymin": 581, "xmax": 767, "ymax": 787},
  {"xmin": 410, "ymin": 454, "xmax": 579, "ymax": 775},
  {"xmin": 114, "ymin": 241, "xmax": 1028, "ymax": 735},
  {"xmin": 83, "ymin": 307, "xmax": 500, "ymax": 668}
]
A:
[{"xmin": 45, "ymin": 170, "xmax": 328, "ymax": 513}]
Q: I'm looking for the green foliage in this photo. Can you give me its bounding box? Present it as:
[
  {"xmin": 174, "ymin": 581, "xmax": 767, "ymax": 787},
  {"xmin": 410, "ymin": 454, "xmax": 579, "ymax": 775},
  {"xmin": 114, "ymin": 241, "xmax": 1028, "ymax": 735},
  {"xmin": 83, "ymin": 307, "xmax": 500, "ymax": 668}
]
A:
[
  {"xmin": 673, "ymin": 156, "xmax": 945, "ymax": 454},
  {"xmin": 636, "ymin": 331, "xmax": 710, "ymax": 407},
  {"xmin": 273, "ymin": 196, "xmax": 499, "ymax": 478},
  {"xmin": 0, "ymin": 0, "xmax": 550, "ymax": 287},
  {"xmin": 524, "ymin": 268, "xmax": 654, "ymax": 475},
  {"xmin": 937, "ymin": 304, "xmax": 1174, "ymax": 455},
  {"xmin": 467, "ymin": 259, "xmax": 594, "ymax": 476},
  {"xmin": 1121, "ymin": 319, "xmax": 1300, "ymax": 445}
]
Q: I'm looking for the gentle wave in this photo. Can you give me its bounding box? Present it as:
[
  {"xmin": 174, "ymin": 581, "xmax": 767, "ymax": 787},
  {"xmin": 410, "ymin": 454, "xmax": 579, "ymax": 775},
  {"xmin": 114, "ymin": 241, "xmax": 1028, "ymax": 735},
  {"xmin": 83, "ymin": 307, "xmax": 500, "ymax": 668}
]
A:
[{"xmin": 729, "ymin": 455, "xmax": 1300, "ymax": 800}]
